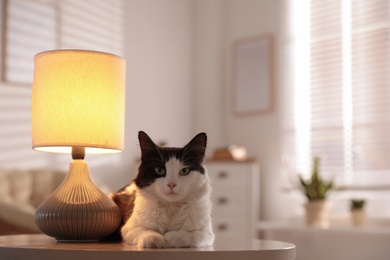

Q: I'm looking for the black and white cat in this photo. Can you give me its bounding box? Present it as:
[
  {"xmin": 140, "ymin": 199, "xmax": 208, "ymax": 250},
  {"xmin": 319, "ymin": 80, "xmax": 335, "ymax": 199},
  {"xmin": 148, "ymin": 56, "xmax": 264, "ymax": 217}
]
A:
[{"xmin": 109, "ymin": 131, "xmax": 215, "ymax": 248}]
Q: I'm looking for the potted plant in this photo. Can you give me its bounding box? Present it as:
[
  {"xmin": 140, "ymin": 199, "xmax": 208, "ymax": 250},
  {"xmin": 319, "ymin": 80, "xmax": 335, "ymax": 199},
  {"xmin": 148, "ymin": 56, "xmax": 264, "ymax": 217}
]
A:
[
  {"xmin": 350, "ymin": 199, "xmax": 366, "ymax": 227},
  {"xmin": 299, "ymin": 157, "xmax": 333, "ymax": 228}
]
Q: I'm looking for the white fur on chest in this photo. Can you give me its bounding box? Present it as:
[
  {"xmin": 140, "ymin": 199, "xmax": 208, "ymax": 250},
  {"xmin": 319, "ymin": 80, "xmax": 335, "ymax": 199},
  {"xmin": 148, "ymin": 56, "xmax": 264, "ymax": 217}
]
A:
[{"xmin": 127, "ymin": 186, "xmax": 210, "ymax": 234}]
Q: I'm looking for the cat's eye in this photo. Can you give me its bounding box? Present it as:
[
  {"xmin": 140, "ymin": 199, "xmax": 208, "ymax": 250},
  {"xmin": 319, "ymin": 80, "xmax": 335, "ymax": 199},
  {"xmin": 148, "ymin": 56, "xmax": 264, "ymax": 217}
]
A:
[
  {"xmin": 179, "ymin": 168, "xmax": 191, "ymax": 176},
  {"xmin": 155, "ymin": 167, "xmax": 166, "ymax": 176}
]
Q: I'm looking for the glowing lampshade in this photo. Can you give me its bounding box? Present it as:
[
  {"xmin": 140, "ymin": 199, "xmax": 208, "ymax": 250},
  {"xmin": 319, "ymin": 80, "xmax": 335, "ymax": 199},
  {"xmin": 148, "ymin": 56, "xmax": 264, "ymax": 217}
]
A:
[{"xmin": 32, "ymin": 50, "xmax": 125, "ymax": 154}]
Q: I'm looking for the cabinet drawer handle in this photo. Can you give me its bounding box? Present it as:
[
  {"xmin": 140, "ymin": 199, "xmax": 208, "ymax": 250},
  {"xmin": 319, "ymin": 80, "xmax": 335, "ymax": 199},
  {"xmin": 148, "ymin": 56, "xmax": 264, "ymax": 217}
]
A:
[
  {"xmin": 218, "ymin": 171, "xmax": 228, "ymax": 179},
  {"xmin": 217, "ymin": 197, "xmax": 228, "ymax": 205},
  {"xmin": 217, "ymin": 223, "xmax": 228, "ymax": 231}
]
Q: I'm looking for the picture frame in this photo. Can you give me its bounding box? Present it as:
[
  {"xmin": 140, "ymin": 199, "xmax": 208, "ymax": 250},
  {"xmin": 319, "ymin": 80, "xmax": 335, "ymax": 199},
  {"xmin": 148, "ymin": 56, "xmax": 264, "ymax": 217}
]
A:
[{"xmin": 232, "ymin": 34, "xmax": 274, "ymax": 116}]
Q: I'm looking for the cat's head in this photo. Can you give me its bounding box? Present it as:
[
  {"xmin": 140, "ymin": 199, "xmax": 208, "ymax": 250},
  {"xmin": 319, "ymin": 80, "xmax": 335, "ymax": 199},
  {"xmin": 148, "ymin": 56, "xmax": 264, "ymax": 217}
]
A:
[{"xmin": 134, "ymin": 131, "xmax": 209, "ymax": 203}]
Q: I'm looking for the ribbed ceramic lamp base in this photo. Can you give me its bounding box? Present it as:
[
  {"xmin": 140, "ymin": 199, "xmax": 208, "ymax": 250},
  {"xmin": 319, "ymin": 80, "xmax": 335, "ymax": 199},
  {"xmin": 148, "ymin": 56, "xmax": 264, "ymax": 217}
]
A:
[{"xmin": 34, "ymin": 160, "xmax": 121, "ymax": 242}]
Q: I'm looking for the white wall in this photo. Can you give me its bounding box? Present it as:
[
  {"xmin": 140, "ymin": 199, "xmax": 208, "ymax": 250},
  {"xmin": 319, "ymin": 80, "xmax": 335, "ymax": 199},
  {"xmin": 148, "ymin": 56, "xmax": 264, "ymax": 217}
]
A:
[
  {"xmin": 193, "ymin": 0, "xmax": 289, "ymax": 220},
  {"xmin": 192, "ymin": 0, "xmax": 227, "ymax": 153},
  {"xmin": 102, "ymin": 0, "xmax": 196, "ymax": 190},
  {"xmin": 224, "ymin": 0, "xmax": 288, "ymax": 221}
]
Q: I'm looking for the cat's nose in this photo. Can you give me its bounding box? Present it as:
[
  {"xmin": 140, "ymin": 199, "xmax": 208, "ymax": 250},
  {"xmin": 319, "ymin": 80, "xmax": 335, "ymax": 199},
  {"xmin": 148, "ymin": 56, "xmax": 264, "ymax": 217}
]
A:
[{"xmin": 167, "ymin": 183, "xmax": 177, "ymax": 189}]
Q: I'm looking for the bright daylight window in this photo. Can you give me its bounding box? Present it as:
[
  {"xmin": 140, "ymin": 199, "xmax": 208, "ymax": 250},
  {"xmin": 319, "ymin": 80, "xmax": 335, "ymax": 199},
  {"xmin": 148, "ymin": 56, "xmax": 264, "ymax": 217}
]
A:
[{"xmin": 280, "ymin": 0, "xmax": 390, "ymax": 190}]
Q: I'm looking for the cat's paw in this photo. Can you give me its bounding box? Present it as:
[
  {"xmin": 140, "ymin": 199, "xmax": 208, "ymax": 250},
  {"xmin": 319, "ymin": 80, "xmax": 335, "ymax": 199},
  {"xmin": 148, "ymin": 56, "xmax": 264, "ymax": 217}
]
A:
[
  {"xmin": 164, "ymin": 230, "xmax": 189, "ymax": 248},
  {"xmin": 138, "ymin": 232, "xmax": 165, "ymax": 248}
]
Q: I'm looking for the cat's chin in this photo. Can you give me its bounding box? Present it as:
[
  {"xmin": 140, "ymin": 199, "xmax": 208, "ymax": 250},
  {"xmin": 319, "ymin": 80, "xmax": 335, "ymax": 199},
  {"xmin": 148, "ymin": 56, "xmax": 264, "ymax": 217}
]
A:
[{"xmin": 160, "ymin": 192, "xmax": 185, "ymax": 203}]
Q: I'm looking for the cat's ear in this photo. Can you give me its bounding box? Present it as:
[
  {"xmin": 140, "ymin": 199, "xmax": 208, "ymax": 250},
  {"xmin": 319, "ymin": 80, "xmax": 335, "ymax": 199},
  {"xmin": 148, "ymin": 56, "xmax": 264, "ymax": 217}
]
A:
[
  {"xmin": 138, "ymin": 131, "xmax": 160, "ymax": 160},
  {"xmin": 183, "ymin": 132, "xmax": 207, "ymax": 159}
]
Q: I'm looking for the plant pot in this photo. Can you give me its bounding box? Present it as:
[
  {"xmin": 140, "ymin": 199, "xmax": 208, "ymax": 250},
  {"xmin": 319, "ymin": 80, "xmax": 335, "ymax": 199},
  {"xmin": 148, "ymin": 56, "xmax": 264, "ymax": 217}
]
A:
[
  {"xmin": 304, "ymin": 200, "xmax": 331, "ymax": 228},
  {"xmin": 351, "ymin": 209, "xmax": 366, "ymax": 227}
]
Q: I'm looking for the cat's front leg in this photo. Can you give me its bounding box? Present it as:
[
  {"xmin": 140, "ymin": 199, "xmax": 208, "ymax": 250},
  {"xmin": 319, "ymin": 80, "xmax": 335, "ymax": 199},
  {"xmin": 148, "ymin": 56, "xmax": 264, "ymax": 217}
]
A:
[
  {"xmin": 164, "ymin": 229, "xmax": 214, "ymax": 248},
  {"xmin": 122, "ymin": 227, "xmax": 165, "ymax": 248}
]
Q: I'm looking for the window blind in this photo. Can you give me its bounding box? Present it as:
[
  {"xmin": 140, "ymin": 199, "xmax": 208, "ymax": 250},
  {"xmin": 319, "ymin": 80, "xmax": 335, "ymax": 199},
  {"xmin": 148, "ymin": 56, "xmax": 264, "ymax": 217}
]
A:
[
  {"xmin": 2, "ymin": 0, "xmax": 123, "ymax": 85},
  {"xmin": 60, "ymin": 0, "xmax": 123, "ymax": 56},
  {"xmin": 280, "ymin": 0, "xmax": 390, "ymax": 186},
  {"xmin": 2, "ymin": 0, "xmax": 57, "ymax": 85}
]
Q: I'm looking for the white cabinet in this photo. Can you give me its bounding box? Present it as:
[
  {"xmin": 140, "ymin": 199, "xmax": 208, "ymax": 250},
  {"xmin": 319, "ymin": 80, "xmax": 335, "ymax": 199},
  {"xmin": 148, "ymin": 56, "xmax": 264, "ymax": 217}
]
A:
[{"xmin": 207, "ymin": 161, "xmax": 260, "ymax": 245}]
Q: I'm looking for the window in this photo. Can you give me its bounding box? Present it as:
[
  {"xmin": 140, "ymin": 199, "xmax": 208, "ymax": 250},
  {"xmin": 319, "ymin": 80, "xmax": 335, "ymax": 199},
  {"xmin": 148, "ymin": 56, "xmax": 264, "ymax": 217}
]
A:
[{"xmin": 280, "ymin": 0, "xmax": 390, "ymax": 187}]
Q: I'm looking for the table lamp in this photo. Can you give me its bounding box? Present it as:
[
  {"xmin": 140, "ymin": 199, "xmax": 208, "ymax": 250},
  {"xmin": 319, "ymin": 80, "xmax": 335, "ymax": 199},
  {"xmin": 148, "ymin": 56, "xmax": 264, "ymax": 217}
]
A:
[{"xmin": 31, "ymin": 50, "xmax": 125, "ymax": 242}]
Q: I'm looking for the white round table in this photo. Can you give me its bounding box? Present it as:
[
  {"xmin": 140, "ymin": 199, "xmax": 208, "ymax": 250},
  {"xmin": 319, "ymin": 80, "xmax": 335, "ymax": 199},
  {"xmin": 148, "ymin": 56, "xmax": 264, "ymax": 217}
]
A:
[{"xmin": 0, "ymin": 234, "xmax": 295, "ymax": 260}]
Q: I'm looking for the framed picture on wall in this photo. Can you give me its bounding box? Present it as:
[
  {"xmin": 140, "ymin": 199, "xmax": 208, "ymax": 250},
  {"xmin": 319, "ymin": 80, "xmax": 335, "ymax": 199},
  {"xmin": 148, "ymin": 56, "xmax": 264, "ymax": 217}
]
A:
[{"xmin": 232, "ymin": 34, "xmax": 274, "ymax": 116}]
